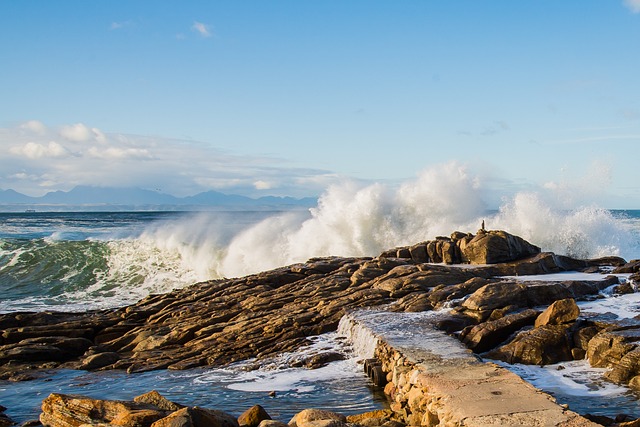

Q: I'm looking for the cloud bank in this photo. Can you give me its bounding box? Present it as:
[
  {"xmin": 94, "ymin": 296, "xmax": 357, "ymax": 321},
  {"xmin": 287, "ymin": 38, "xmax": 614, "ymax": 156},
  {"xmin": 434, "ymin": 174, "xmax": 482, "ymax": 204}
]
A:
[{"xmin": 0, "ymin": 120, "xmax": 338, "ymax": 197}]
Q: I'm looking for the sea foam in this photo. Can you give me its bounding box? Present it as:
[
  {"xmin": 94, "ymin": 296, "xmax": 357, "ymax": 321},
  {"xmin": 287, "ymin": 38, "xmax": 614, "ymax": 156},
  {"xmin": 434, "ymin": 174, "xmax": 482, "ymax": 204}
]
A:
[
  {"xmin": 217, "ymin": 163, "xmax": 639, "ymax": 277},
  {"xmin": 2, "ymin": 162, "xmax": 638, "ymax": 313}
]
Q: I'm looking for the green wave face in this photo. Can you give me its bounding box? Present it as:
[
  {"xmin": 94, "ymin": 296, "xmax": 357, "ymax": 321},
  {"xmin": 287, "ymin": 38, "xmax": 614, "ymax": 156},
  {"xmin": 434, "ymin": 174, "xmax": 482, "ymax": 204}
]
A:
[{"xmin": 0, "ymin": 238, "xmax": 111, "ymax": 299}]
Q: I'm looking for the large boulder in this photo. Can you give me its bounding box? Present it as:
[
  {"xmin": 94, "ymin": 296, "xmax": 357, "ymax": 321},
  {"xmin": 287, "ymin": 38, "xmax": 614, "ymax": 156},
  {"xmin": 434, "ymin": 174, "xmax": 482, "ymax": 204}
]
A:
[
  {"xmin": 134, "ymin": 391, "xmax": 184, "ymax": 412},
  {"xmin": 152, "ymin": 407, "xmax": 239, "ymax": 427},
  {"xmin": 289, "ymin": 409, "xmax": 346, "ymax": 427},
  {"xmin": 461, "ymin": 230, "xmax": 541, "ymax": 265},
  {"xmin": 461, "ymin": 309, "xmax": 539, "ymax": 353},
  {"xmin": 40, "ymin": 392, "xmax": 239, "ymax": 427},
  {"xmin": 40, "ymin": 393, "xmax": 167, "ymax": 427},
  {"xmin": 487, "ymin": 324, "xmax": 573, "ymax": 365},
  {"xmin": 603, "ymin": 347, "xmax": 640, "ymax": 385},
  {"xmin": 238, "ymin": 405, "xmax": 271, "ymax": 427},
  {"xmin": 534, "ymin": 298, "xmax": 580, "ymax": 327},
  {"xmin": 587, "ymin": 329, "xmax": 640, "ymax": 368},
  {"xmin": 462, "ymin": 282, "xmax": 528, "ymax": 312}
]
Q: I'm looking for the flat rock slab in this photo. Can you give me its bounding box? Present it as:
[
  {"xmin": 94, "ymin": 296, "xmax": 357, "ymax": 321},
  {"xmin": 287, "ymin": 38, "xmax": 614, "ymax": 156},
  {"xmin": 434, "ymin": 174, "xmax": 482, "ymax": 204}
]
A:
[{"xmin": 348, "ymin": 310, "xmax": 598, "ymax": 426}]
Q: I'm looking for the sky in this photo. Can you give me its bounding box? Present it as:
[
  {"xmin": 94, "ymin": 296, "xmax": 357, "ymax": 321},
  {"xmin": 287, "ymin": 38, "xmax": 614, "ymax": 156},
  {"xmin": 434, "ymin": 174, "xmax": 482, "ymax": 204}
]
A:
[{"xmin": 1, "ymin": 1, "xmax": 640, "ymax": 208}]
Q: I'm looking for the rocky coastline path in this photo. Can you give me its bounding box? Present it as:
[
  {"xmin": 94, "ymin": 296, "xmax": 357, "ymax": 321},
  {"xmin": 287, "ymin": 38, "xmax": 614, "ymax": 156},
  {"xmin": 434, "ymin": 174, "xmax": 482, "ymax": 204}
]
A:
[{"xmin": 2, "ymin": 229, "xmax": 640, "ymax": 426}]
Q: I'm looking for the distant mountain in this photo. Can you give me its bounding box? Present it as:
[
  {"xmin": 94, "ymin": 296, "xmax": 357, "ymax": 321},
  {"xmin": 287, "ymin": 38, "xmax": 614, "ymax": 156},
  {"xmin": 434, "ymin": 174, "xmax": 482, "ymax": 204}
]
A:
[
  {"xmin": 38, "ymin": 186, "xmax": 181, "ymax": 205},
  {"xmin": 0, "ymin": 189, "xmax": 36, "ymax": 204},
  {"xmin": 0, "ymin": 186, "xmax": 316, "ymax": 211}
]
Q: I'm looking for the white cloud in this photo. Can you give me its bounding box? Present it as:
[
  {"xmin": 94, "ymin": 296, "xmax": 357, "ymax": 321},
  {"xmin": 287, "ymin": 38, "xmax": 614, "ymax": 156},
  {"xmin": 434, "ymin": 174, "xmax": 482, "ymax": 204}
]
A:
[
  {"xmin": 87, "ymin": 146, "xmax": 153, "ymax": 160},
  {"xmin": 624, "ymin": 0, "xmax": 640, "ymax": 13},
  {"xmin": 10, "ymin": 141, "xmax": 70, "ymax": 159},
  {"xmin": 60, "ymin": 123, "xmax": 90, "ymax": 141},
  {"xmin": 0, "ymin": 120, "xmax": 333, "ymax": 198},
  {"xmin": 192, "ymin": 21, "xmax": 212, "ymax": 38},
  {"xmin": 20, "ymin": 120, "xmax": 47, "ymax": 135},
  {"xmin": 254, "ymin": 180, "xmax": 273, "ymax": 190}
]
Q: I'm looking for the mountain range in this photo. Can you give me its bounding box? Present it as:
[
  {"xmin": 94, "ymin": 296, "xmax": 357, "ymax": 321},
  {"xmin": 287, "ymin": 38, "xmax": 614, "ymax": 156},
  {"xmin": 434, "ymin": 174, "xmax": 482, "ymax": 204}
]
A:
[{"xmin": 0, "ymin": 186, "xmax": 317, "ymax": 211}]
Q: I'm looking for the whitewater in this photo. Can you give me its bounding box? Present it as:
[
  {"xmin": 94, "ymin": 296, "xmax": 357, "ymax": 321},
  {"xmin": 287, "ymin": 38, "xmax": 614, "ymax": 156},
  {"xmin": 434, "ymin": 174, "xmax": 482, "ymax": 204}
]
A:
[
  {"xmin": 2, "ymin": 164, "xmax": 640, "ymax": 422},
  {"xmin": 1, "ymin": 164, "xmax": 639, "ymax": 313}
]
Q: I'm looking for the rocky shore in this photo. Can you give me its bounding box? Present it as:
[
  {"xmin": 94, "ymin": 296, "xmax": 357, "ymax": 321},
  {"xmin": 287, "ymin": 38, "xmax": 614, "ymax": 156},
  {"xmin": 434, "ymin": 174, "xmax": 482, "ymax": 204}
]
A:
[{"xmin": 1, "ymin": 229, "xmax": 640, "ymax": 426}]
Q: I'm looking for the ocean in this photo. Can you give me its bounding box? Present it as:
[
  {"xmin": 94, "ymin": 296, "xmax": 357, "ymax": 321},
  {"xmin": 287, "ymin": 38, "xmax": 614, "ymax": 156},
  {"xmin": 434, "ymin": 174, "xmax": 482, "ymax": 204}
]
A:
[{"xmin": 1, "ymin": 198, "xmax": 640, "ymax": 421}]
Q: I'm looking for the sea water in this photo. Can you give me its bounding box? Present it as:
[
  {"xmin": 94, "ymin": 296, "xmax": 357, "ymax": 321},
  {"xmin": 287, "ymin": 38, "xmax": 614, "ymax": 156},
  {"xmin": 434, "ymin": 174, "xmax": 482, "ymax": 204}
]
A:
[
  {"xmin": 0, "ymin": 333, "xmax": 388, "ymax": 423},
  {"xmin": 2, "ymin": 172, "xmax": 640, "ymax": 421}
]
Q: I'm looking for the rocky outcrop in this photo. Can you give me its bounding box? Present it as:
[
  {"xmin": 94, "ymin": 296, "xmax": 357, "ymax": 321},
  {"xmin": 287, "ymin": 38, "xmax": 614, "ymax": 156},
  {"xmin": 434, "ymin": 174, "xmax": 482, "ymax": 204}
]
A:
[
  {"xmin": 39, "ymin": 392, "xmax": 244, "ymax": 427},
  {"xmin": 461, "ymin": 230, "xmax": 541, "ymax": 264},
  {"xmin": 289, "ymin": 409, "xmax": 347, "ymax": 427},
  {"xmin": 39, "ymin": 393, "xmax": 392, "ymax": 427},
  {"xmin": 0, "ymin": 230, "xmax": 625, "ymax": 382},
  {"xmin": 40, "ymin": 393, "xmax": 171, "ymax": 427},
  {"xmin": 534, "ymin": 298, "xmax": 580, "ymax": 327},
  {"xmin": 461, "ymin": 309, "xmax": 539, "ymax": 353},
  {"xmin": 238, "ymin": 405, "xmax": 271, "ymax": 427},
  {"xmin": 487, "ymin": 324, "xmax": 574, "ymax": 365},
  {"xmin": 379, "ymin": 229, "xmax": 541, "ymax": 265},
  {"xmin": 1, "ymin": 228, "xmax": 634, "ymax": 426}
]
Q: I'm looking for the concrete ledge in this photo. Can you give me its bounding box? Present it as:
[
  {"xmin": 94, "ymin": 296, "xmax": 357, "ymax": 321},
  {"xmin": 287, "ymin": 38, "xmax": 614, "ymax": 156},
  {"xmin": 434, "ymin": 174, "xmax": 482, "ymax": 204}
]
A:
[{"xmin": 343, "ymin": 311, "xmax": 598, "ymax": 426}]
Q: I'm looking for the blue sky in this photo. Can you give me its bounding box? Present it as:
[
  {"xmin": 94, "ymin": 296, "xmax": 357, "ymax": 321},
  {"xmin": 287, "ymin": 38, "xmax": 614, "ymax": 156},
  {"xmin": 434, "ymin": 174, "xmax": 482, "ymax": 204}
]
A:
[{"xmin": 1, "ymin": 1, "xmax": 640, "ymax": 208}]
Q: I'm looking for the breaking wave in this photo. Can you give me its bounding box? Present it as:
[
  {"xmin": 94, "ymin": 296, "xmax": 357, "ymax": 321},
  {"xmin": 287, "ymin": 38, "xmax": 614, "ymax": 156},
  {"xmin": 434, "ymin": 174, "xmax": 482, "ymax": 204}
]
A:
[
  {"xmin": 220, "ymin": 163, "xmax": 640, "ymax": 277},
  {"xmin": 1, "ymin": 162, "xmax": 638, "ymax": 312}
]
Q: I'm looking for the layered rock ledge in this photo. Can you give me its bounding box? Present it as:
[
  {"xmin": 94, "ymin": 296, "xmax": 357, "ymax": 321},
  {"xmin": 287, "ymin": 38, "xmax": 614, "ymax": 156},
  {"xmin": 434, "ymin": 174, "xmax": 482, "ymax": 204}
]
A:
[
  {"xmin": 2, "ymin": 229, "xmax": 640, "ymax": 426},
  {"xmin": 1, "ymin": 229, "xmax": 627, "ymax": 381}
]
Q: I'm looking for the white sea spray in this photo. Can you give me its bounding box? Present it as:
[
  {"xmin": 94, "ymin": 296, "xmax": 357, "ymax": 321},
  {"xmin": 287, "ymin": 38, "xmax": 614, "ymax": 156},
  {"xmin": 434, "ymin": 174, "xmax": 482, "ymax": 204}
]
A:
[{"xmin": 217, "ymin": 162, "xmax": 639, "ymax": 277}]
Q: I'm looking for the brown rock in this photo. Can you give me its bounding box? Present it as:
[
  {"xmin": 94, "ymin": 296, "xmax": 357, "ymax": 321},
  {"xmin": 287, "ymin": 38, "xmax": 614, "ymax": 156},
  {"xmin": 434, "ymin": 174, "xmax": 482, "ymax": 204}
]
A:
[
  {"xmin": 534, "ymin": 298, "xmax": 580, "ymax": 327},
  {"xmin": 238, "ymin": 405, "xmax": 271, "ymax": 427},
  {"xmin": 111, "ymin": 409, "xmax": 168, "ymax": 427},
  {"xmin": 345, "ymin": 410, "xmax": 395, "ymax": 427},
  {"xmin": 604, "ymin": 347, "xmax": 640, "ymax": 384},
  {"xmin": 40, "ymin": 393, "xmax": 166, "ymax": 427},
  {"xmin": 460, "ymin": 230, "xmax": 540, "ymax": 265},
  {"xmin": 134, "ymin": 391, "xmax": 183, "ymax": 412},
  {"xmin": 462, "ymin": 309, "xmax": 539, "ymax": 353},
  {"xmin": 0, "ymin": 407, "xmax": 14, "ymax": 427},
  {"xmin": 79, "ymin": 352, "xmax": 120, "ymax": 370},
  {"xmin": 487, "ymin": 324, "xmax": 573, "ymax": 365},
  {"xmin": 462, "ymin": 282, "xmax": 528, "ymax": 312},
  {"xmin": 628, "ymin": 375, "xmax": 640, "ymax": 392},
  {"xmin": 289, "ymin": 410, "xmax": 346, "ymax": 427},
  {"xmin": 301, "ymin": 352, "xmax": 345, "ymax": 369},
  {"xmin": 572, "ymin": 348, "xmax": 586, "ymax": 360},
  {"xmin": 151, "ymin": 407, "xmax": 239, "ymax": 427},
  {"xmin": 408, "ymin": 244, "xmax": 428, "ymax": 263},
  {"xmin": 428, "ymin": 277, "xmax": 492, "ymax": 309},
  {"xmin": 573, "ymin": 325, "xmax": 600, "ymax": 351},
  {"xmin": 586, "ymin": 329, "xmax": 640, "ymax": 368},
  {"xmin": 612, "ymin": 259, "xmax": 640, "ymax": 274},
  {"xmin": 258, "ymin": 421, "xmax": 288, "ymax": 427},
  {"xmin": 614, "ymin": 282, "xmax": 635, "ymax": 295}
]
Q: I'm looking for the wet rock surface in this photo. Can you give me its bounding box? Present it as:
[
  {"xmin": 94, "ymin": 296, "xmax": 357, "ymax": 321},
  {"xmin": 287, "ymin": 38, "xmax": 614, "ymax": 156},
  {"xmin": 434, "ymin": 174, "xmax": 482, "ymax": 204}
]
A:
[
  {"xmin": 0, "ymin": 230, "xmax": 619, "ymax": 381},
  {"xmin": 38, "ymin": 392, "xmax": 401, "ymax": 427},
  {"xmin": 1, "ymin": 229, "xmax": 638, "ymax": 425}
]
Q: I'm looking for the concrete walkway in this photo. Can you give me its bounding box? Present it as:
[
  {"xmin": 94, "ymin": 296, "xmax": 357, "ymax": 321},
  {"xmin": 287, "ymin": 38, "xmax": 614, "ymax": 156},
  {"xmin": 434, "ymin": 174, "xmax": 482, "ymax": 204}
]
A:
[{"xmin": 345, "ymin": 311, "xmax": 598, "ymax": 426}]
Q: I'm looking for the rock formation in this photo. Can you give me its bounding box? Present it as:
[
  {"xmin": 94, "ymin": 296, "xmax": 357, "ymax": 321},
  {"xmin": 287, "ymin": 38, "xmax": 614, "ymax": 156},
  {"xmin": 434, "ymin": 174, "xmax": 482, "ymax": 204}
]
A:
[
  {"xmin": 1, "ymin": 230, "xmax": 621, "ymax": 382},
  {"xmin": 38, "ymin": 392, "xmax": 399, "ymax": 427},
  {"xmin": 0, "ymin": 229, "xmax": 638, "ymax": 425}
]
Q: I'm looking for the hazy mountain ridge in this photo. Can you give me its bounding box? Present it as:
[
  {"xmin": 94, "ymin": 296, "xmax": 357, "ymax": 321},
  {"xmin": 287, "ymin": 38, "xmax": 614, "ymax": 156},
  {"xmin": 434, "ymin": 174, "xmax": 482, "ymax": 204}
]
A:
[{"xmin": 0, "ymin": 186, "xmax": 316, "ymax": 211}]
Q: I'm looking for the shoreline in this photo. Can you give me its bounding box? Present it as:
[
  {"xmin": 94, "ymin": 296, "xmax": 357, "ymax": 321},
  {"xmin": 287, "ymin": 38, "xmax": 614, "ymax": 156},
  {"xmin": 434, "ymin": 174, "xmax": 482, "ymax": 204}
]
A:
[{"xmin": 2, "ymin": 229, "xmax": 640, "ymax": 426}]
